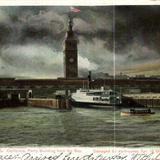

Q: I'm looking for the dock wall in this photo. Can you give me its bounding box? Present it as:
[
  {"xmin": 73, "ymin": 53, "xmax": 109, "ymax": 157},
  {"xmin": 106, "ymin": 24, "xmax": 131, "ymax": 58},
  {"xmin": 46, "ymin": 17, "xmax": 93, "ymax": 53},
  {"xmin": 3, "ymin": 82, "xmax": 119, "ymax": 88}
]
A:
[
  {"xmin": 123, "ymin": 93, "xmax": 160, "ymax": 108},
  {"xmin": 28, "ymin": 98, "xmax": 71, "ymax": 110}
]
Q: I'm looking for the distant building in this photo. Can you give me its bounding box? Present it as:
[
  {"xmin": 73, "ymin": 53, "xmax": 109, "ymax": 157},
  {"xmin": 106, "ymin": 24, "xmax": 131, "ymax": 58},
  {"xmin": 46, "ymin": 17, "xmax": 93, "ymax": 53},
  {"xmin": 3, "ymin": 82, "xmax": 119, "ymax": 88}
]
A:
[
  {"xmin": 135, "ymin": 74, "xmax": 146, "ymax": 78},
  {"xmin": 63, "ymin": 17, "xmax": 78, "ymax": 79},
  {"xmin": 149, "ymin": 75, "xmax": 160, "ymax": 79},
  {"xmin": 104, "ymin": 73, "xmax": 114, "ymax": 79},
  {"xmin": 91, "ymin": 72, "xmax": 113, "ymax": 79},
  {"xmin": 127, "ymin": 88, "xmax": 141, "ymax": 94},
  {"xmin": 115, "ymin": 72, "xmax": 129, "ymax": 79}
]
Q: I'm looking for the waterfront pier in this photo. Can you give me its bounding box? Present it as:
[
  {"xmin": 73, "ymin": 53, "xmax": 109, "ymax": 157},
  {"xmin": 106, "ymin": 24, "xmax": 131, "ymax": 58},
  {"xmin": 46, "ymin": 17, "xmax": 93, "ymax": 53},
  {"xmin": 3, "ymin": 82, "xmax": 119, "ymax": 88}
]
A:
[
  {"xmin": 0, "ymin": 88, "xmax": 71, "ymax": 110},
  {"xmin": 0, "ymin": 89, "xmax": 32, "ymax": 107},
  {"xmin": 123, "ymin": 93, "xmax": 160, "ymax": 108}
]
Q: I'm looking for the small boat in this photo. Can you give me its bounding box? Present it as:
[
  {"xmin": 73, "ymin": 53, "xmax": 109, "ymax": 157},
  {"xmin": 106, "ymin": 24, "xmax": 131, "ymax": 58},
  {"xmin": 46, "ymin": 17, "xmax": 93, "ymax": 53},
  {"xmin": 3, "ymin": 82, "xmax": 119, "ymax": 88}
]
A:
[
  {"xmin": 121, "ymin": 108, "xmax": 155, "ymax": 116},
  {"xmin": 71, "ymin": 87, "xmax": 122, "ymax": 109}
]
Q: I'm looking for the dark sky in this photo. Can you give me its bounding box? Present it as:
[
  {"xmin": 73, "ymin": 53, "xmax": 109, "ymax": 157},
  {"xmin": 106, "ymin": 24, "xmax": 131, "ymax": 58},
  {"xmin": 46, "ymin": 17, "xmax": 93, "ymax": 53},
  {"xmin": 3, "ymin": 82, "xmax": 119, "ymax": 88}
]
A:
[
  {"xmin": 0, "ymin": 6, "xmax": 160, "ymax": 78},
  {"xmin": 115, "ymin": 6, "xmax": 160, "ymax": 76}
]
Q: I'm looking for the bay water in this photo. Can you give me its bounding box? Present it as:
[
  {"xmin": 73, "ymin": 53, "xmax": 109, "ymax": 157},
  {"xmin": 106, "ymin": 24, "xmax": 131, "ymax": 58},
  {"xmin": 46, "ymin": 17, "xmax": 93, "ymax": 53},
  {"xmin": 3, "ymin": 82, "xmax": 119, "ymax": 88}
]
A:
[{"xmin": 0, "ymin": 106, "xmax": 160, "ymax": 147}]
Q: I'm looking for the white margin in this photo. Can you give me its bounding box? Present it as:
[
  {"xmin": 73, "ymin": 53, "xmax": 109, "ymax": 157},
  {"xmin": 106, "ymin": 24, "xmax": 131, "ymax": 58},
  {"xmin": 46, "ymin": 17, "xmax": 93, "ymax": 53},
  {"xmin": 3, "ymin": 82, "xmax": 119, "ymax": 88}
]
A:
[{"xmin": 0, "ymin": 0, "xmax": 160, "ymax": 6}]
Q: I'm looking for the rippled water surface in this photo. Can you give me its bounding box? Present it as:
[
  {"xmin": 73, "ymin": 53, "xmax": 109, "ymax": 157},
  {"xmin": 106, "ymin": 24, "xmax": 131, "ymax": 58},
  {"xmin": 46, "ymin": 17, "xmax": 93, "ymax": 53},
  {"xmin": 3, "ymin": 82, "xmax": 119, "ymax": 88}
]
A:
[{"xmin": 0, "ymin": 106, "xmax": 160, "ymax": 147}]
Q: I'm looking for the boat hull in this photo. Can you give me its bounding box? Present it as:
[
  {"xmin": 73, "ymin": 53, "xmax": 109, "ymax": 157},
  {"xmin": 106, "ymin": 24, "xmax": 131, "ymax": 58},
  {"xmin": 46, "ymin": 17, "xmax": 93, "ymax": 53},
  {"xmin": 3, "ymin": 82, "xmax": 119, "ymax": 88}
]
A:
[
  {"xmin": 121, "ymin": 111, "xmax": 155, "ymax": 116},
  {"xmin": 71, "ymin": 100, "xmax": 121, "ymax": 110}
]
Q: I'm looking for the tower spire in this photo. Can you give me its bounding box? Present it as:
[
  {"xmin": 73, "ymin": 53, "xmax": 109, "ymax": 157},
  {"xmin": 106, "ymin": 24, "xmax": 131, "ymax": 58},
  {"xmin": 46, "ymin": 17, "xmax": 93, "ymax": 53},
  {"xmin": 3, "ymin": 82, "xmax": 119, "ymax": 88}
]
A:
[
  {"xmin": 68, "ymin": 16, "xmax": 73, "ymax": 31},
  {"xmin": 66, "ymin": 15, "xmax": 74, "ymax": 39}
]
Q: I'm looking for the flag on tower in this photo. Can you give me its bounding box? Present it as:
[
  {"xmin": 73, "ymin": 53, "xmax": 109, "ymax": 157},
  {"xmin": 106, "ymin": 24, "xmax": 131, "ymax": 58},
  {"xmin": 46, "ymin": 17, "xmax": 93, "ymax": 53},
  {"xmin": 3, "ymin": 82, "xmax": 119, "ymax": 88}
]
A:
[{"xmin": 70, "ymin": 7, "xmax": 81, "ymax": 13}]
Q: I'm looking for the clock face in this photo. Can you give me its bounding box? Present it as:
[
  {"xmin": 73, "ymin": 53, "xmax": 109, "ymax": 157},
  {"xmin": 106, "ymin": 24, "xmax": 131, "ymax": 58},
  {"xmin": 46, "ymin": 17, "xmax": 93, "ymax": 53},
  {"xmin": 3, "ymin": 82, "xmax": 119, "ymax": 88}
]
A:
[{"xmin": 69, "ymin": 57, "xmax": 74, "ymax": 63}]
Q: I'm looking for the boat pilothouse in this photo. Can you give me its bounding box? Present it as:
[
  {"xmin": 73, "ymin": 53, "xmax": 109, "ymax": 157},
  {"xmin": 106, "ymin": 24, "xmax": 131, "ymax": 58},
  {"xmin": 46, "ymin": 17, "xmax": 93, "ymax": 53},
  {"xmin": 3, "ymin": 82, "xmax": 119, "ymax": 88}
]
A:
[{"xmin": 71, "ymin": 87, "xmax": 122, "ymax": 109}]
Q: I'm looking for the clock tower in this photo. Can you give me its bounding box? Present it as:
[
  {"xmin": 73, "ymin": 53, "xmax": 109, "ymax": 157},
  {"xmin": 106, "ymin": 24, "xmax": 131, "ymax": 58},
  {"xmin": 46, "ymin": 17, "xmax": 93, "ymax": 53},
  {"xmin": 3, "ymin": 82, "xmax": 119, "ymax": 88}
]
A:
[{"xmin": 64, "ymin": 17, "xmax": 78, "ymax": 79}]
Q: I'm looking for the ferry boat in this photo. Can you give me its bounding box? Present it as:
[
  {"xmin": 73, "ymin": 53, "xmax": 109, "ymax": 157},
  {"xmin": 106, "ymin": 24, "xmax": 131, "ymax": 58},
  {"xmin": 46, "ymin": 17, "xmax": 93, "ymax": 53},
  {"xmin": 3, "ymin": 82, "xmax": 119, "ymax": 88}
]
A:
[
  {"xmin": 121, "ymin": 108, "xmax": 155, "ymax": 116},
  {"xmin": 71, "ymin": 87, "xmax": 122, "ymax": 109}
]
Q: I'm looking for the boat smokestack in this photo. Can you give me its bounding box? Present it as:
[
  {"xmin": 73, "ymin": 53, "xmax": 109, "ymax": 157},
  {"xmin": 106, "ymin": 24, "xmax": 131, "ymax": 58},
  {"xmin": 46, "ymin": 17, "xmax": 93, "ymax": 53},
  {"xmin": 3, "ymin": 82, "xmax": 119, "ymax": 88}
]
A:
[
  {"xmin": 88, "ymin": 71, "xmax": 92, "ymax": 89},
  {"xmin": 88, "ymin": 71, "xmax": 92, "ymax": 82}
]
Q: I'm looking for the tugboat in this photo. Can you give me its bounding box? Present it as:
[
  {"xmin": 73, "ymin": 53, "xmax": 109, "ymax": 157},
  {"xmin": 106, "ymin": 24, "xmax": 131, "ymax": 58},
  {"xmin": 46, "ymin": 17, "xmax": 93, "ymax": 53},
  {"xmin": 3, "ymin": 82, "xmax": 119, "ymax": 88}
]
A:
[
  {"xmin": 71, "ymin": 87, "xmax": 122, "ymax": 109},
  {"xmin": 121, "ymin": 108, "xmax": 155, "ymax": 116}
]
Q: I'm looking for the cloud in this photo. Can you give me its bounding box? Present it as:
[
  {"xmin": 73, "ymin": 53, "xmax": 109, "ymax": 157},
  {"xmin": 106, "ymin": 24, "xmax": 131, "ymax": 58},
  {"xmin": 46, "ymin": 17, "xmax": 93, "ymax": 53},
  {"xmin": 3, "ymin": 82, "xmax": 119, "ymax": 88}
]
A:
[
  {"xmin": 0, "ymin": 43, "xmax": 98, "ymax": 78},
  {"xmin": 0, "ymin": 44, "xmax": 63, "ymax": 78},
  {"xmin": 122, "ymin": 60, "xmax": 160, "ymax": 76},
  {"xmin": 0, "ymin": 6, "xmax": 115, "ymax": 78},
  {"xmin": 78, "ymin": 37, "xmax": 114, "ymax": 73},
  {"xmin": 115, "ymin": 39, "xmax": 160, "ymax": 75},
  {"xmin": 0, "ymin": 6, "xmax": 160, "ymax": 78},
  {"xmin": 0, "ymin": 9, "xmax": 10, "ymax": 23},
  {"xmin": 115, "ymin": 6, "xmax": 160, "ymax": 54},
  {"xmin": 78, "ymin": 55, "xmax": 98, "ymax": 70}
]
